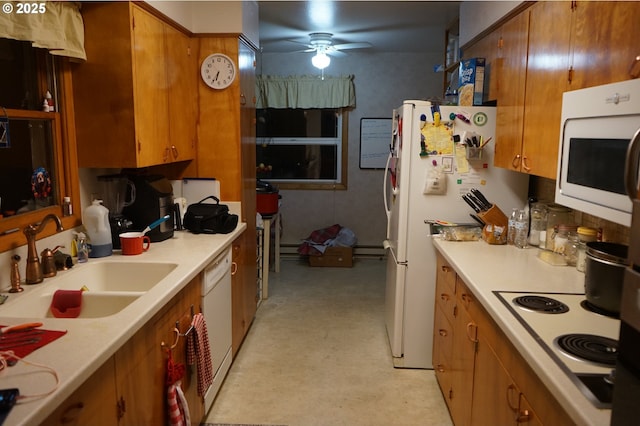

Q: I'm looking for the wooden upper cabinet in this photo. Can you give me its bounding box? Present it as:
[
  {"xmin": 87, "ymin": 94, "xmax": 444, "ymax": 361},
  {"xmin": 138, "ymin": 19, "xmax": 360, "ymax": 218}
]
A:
[
  {"xmin": 521, "ymin": 1, "xmax": 573, "ymax": 179},
  {"xmin": 72, "ymin": 2, "xmax": 196, "ymax": 168},
  {"xmin": 570, "ymin": 1, "xmax": 640, "ymax": 89},
  {"xmin": 494, "ymin": 9, "xmax": 530, "ymax": 175}
]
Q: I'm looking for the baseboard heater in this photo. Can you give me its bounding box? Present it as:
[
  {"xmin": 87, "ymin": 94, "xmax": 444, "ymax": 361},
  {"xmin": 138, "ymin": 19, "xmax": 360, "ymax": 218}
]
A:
[{"xmin": 279, "ymin": 243, "xmax": 386, "ymax": 258}]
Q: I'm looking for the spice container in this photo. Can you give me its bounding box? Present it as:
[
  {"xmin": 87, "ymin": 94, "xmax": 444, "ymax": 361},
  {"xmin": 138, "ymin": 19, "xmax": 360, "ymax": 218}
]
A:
[
  {"xmin": 552, "ymin": 224, "xmax": 578, "ymax": 254},
  {"xmin": 564, "ymin": 232, "xmax": 580, "ymax": 266},
  {"xmin": 576, "ymin": 227, "xmax": 598, "ymax": 272},
  {"xmin": 528, "ymin": 202, "xmax": 548, "ymax": 246},
  {"xmin": 545, "ymin": 204, "xmax": 573, "ymax": 250}
]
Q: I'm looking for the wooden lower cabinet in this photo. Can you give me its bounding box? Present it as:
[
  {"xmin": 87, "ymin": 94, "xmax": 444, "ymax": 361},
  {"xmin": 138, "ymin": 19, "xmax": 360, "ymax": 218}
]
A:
[
  {"xmin": 433, "ymin": 252, "xmax": 573, "ymax": 425},
  {"xmin": 41, "ymin": 276, "xmax": 204, "ymax": 425}
]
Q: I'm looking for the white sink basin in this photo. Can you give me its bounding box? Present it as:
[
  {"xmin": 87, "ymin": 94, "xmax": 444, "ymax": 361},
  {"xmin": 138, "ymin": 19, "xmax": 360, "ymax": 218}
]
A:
[
  {"xmin": 0, "ymin": 261, "xmax": 178, "ymax": 318},
  {"xmin": 0, "ymin": 291, "xmax": 142, "ymax": 318},
  {"xmin": 50, "ymin": 261, "xmax": 178, "ymax": 292}
]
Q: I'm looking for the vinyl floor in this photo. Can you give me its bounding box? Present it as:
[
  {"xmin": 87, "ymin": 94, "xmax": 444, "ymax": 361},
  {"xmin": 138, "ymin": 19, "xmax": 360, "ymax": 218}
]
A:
[{"xmin": 204, "ymin": 257, "xmax": 453, "ymax": 426}]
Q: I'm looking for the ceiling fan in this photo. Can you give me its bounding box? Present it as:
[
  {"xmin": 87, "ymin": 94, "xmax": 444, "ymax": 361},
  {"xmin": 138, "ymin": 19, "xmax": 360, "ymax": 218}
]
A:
[{"xmin": 298, "ymin": 32, "xmax": 372, "ymax": 69}]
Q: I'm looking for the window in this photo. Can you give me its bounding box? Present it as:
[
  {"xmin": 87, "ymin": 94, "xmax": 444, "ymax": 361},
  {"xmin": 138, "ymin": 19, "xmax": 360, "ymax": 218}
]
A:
[
  {"xmin": 0, "ymin": 38, "xmax": 81, "ymax": 252},
  {"xmin": 256, "ymin": 108, "xmax": 348, "ymax": 189}
]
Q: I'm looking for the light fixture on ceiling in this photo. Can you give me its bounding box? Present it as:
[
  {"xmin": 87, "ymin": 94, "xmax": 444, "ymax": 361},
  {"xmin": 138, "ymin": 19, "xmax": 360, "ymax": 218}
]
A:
[{"xmin": 311, "ymin": 51, "xmax": 330, "ymax": 69}]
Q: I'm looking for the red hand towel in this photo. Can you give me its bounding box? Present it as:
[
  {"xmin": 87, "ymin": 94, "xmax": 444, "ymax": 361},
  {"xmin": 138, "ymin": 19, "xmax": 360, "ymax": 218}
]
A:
[{"xmin": 187, "ymin": 313, "xmax": 213, "ymax": 396}]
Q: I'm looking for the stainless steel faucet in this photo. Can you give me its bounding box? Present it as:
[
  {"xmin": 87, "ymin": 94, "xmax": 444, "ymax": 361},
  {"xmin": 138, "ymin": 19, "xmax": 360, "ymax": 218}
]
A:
[{"xmin": 23, "ymin": 214, "xmax": 64, "ymax": 284}]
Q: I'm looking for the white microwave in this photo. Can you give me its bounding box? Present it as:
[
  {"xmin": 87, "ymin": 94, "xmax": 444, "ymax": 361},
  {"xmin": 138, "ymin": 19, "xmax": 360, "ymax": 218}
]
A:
[{"xmin": 556, "ymin": 79, "xmax": 640, "ymax": 227}]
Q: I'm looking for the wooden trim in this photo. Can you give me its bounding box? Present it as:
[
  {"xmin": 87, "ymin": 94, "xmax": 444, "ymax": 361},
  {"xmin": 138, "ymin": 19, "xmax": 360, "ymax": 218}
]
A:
[{"xmin": 0, "ymin": 58, "xmax": 81, "ymax": 252}]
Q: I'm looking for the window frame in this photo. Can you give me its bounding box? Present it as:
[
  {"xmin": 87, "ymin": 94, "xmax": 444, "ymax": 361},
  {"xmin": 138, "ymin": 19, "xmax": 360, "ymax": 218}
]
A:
[
  {"xmin": 257, "ymin": 109, "xmax": 349, "ymax": 191},
  {"xmin": 0, "ymin": 56, "xmax": 81, "ymax": 252}
]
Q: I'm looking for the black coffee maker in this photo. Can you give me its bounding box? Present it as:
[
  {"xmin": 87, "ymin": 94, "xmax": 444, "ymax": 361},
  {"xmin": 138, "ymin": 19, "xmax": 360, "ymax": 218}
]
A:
[
  {"xmin": 98, "ymin": 174, "xmax": 135, "ymax": 249},
  {"xmin": 122, "ymin": 175, "xmax": 174, "ymax": 242}
]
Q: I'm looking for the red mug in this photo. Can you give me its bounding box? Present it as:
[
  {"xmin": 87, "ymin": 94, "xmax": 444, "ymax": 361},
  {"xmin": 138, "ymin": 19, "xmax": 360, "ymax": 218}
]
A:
[{"xmin": 119, "ymin": 232, "xmax": 151, "ymax": 255}]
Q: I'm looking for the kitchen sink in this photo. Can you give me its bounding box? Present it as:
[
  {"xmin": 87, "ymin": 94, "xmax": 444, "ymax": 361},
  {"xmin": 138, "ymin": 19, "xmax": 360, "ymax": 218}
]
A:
[
  {"xmin": 0, "ymin": 261, "xmax": 178, "ymax": 318},
  {"xmin": 0, "ymin": 291, "xmax": 142, "ymax": 318},
  {"xmin": 44, "ymin": 261, "xmax": 178, "ymax": 293}
]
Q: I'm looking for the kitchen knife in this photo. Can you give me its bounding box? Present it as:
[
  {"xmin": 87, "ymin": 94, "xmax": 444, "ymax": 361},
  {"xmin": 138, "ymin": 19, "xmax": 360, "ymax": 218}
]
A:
[
  {"xmin": 471, "ymin": 188, "xmax": 493, "ymax": 210},
  {"xmin": 470, "ymin": 214, "xmax": 485, "ymax": 226},
  {"xmin": 466, "ymin": 193, "xmax": 486, "ymax": 212},
  {"xmin": 0, "ymin": 322, "xmax": 42, "ymax": 334},
  {"xmin": 462, "ymin": 195, "xmax": 481, "ymax": 213}
]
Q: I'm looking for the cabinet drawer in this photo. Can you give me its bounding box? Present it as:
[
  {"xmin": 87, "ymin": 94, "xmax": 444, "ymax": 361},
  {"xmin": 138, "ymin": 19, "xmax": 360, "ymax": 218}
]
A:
[
  {"xmin": 436, "ymin": 254, "xmax": 456, "ymax": 294},
  {"xmin": 434, "ymin": 305, "xmax": 454, "ymax": 363}
]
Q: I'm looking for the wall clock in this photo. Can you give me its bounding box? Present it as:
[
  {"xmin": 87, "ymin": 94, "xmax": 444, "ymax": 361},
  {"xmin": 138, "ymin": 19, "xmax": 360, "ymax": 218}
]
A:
[{"xmin": 200, "ymin": 53, "xmax": 236, "ymax": 89}]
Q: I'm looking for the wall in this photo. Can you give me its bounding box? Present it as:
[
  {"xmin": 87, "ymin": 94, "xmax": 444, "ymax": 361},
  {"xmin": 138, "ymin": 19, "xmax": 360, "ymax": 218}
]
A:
[
  {"xmin": 459, "ymin": 1, "xmax": 523, "ymax": 45},
  {"xmin": 259, "ymin": 50, "xmax": 445, "ymax": 250}
]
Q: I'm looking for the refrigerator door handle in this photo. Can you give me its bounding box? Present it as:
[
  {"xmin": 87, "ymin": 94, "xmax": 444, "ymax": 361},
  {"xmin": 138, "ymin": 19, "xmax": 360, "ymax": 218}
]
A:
[
  {"xmin": 383, "ymin": 239, "xmax": 408, "ymax": 266},
  {"xmin": 383, "ymin": 152, "xmax": 392, "ymax": 220}
]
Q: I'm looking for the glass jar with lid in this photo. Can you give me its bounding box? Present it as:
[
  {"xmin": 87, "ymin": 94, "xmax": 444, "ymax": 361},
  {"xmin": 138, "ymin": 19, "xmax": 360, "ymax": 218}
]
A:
[
  {"xmin": 576, "ymin": 227, "xmax": 598, "ymax": 272},
  {"xmin": 552, "ymin": 224, "xmax": 578, "ymax": 254},
  {"xmin": 564, "ymin": 232, "xmax": 580, "ymax": 266},
  {"xmin": 545, "ymin": 204, "xmax": 574, "ymax": 250},
  {"xmin": 528, "ymin": 202, "xmax": 548, "ymax": 246}
]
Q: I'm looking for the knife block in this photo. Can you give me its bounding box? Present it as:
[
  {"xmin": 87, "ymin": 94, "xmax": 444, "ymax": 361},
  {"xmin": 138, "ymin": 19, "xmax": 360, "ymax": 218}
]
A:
[{"xmin": 478, "ymin": 204, "xmax": 508, "ymax": 227}]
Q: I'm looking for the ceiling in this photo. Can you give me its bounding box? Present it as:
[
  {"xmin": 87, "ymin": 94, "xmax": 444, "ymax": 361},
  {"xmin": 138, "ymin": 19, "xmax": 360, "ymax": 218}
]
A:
[{"xmin": 257, "ymin": 1, "xmax": 461, "ymax": 55}]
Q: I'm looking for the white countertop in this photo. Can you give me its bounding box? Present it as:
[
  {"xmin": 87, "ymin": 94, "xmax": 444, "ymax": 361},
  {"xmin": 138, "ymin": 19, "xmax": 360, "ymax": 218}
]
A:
[
  {"xmin": 0, "ymin": 224, "xmax": 246, "ymax": 426},
  {"xmin": 433, "ymin": 237, "xmax": 611, "ymax": 426}
]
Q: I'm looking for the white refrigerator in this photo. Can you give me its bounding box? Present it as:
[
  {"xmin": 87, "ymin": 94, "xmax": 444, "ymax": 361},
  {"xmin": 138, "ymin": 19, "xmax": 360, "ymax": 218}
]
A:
[{"xmin": 383, "ymin": 100, "xmax": 529, "ymax": 369}]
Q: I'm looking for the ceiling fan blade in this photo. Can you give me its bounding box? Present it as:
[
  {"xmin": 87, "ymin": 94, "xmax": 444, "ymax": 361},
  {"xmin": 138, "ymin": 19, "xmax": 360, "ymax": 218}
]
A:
[
  {"xmin": 332, "ymin": 41, "xmax": 372, "ymax": 50},
  {"xmin": 326, "ymin": 50, "xmax": 347, "ymax": 58}
]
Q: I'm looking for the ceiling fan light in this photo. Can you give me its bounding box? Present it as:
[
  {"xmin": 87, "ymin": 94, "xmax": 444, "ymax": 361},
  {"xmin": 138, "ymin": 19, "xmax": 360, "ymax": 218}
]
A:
[{"xmin": 312, "ymin": 52, "xmax": 331, "ymax": 69}]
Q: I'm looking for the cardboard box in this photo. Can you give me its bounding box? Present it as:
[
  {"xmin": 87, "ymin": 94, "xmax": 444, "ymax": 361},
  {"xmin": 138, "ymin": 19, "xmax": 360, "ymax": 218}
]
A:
[
  {"xmin": 308, "ymin": 246, "xmax": 353, "ymax": 267},
  {"xmin": 458, "ymin": 58, "xmax": 485, "ymax": 106}
]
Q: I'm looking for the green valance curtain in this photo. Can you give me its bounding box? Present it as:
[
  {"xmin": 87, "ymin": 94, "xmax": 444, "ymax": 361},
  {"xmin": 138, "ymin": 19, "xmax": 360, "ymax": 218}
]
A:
[
  {"xmin": 0, "ymin": 1, "xmax": 86, "ymax": 60},
  {"xmin": 256, "ymin": 75, "xmax": 356, "ymax": 109}
]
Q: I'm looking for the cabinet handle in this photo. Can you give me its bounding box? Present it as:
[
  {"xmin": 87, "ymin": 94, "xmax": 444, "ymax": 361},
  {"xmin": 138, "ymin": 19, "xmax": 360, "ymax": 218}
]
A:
[
  {"xmin": 517, "ymin": 409, "xmax": 532, "ymax": 423},
  {"xmin": 440, "ymin": 293, "xmax": 450, "ymax": 302},
  {"xmin": 438, "ymin": 329, "xmax": 448, "ymax": 337},
  {"xmin": 171, "ymin": 145, "xmax": 178, "ymax": 159},
  {"xmin": 163, "ymin": 147, "xmax": 170, "ymax": 162},
  {"xmin": 436, "ymin": 363, "xmax": 446, "ymax": 373},
  {"xmin": 60, "ymin": 402, "xmax": 84, "ymax": 423},
  {"xmin": 512, "ymin": 154, "xmax": 521, "ymax": 169},
  {"xmin": 629, "ymin": 55, "xmax": 640, "ymax": 79},
  {"xmin": 231, "ymin": 261, "xmax": 238, "ymax": 275},
  {"xmin": 506, "ymin": 383, "xmax": 519, "ymax": 412},
  {"xmin": 522, "ymin": 156, "xmax": 531, "ymax": 172},
  {"xmin": 466, "ymin": 322, "xmax": 478, "ymax": 343},
  {"xmin": 441, "ymin": 265, "xmax": 451, "ymax": 272},
  {"xmin": 240, "ymin": 93, "xmax": 247, "ymax": 105},
  {"xmin": 117, "ymin": 396, "xmax": 126, "ymax": 420},
  {"xmin": 461, "ymin": 293, "xmax": 473, "ymax": 306}
]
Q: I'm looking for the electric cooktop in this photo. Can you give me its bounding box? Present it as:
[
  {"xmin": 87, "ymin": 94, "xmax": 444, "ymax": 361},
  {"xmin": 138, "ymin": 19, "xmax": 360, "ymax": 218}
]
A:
[{"xmin": 494, "ymin": 291, "xmax": 620, "ymax": 409}]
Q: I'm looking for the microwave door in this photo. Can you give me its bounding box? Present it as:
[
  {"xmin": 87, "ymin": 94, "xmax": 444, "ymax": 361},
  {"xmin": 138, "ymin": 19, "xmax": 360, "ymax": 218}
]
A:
[{"xmin": 625, "ymin": 127, "xmax": 640, "ymax": 265}]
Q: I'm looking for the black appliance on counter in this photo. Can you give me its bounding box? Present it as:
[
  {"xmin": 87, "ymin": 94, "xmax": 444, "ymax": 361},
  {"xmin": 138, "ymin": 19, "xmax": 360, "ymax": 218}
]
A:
[
  {"xmin": 611, "ymin": 129, "xmax": 640, "ymax": 425},
  {"xmin": 122, "ymin": 174, "xmax": 174, "ymax": 242}
]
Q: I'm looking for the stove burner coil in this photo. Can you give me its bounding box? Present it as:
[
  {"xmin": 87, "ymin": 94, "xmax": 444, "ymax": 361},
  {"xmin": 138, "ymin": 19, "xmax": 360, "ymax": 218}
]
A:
[
  {"xmin": 556, "ymin": 334, "xmax": 618, "ymax": 366},
  {"xmin": 580, "ymin": 300, "xmax": 619, "ymax": 319},
  {"xmin": 513, "ymin": 295, "xmax": 570, "ymax": 314}
]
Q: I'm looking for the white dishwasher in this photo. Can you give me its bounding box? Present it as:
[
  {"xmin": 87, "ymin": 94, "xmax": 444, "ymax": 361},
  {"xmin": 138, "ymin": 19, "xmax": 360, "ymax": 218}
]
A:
[{"xmin": 202, "ymin": 246, "xmax": 233, "ymax": 413}]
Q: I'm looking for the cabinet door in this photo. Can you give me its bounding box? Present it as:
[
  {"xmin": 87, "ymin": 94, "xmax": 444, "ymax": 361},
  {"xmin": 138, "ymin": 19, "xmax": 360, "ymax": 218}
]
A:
[
  {"xmin": 433, "ymin": 303, "xmax": 454, "ymax": 402},
  {"xmin": 131, "ymin": 5, "xmax": 171, "ymax": 167},
  {"xmin": 116, "ymin": 277, "xmax": 202, "ymax": 425},
  {"xmin": 521, "ymin": 1, "xmax": 572, "ymax": 179},
  {"xmin": 165, "ymin": 24, "xmax": 197, "ymax": 163},
  {"xmin": 472, "ymin": 333, "xmax": 520, "ymax": 425},
  {"xmin": 449, "ymin": 301, "xmax": 477, "ymax": 426},
  {"xmin": 494, "ymin": 9, "xmax": 530, "ymax": 173},
  {"xmin": 570, "ymin": 1, "xmax": 640, "ymax": 89},
  {"xmin": 41, "ymin": 357, "xmax": 118, "ymax": 426}
]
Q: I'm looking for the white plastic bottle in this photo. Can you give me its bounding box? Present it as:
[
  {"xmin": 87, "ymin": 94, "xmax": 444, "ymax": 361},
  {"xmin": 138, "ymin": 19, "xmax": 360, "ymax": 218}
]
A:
[{"xmin": 82, "ymin": 199, "xmax": 113, "ymax": 258}]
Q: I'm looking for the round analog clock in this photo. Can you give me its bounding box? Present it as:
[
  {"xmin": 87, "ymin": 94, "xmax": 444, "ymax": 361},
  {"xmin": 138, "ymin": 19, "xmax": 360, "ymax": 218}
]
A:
[{"xmin": 200, "ymin": 53, "xmax": 237, "ymax": 89}]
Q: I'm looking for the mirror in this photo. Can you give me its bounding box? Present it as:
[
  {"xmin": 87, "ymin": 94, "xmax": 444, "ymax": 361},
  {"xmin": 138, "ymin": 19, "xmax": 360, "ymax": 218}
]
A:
[{"xmin": 0, "ymin": 39, "xmax": 81, "ymax": 251}]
